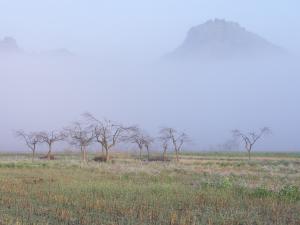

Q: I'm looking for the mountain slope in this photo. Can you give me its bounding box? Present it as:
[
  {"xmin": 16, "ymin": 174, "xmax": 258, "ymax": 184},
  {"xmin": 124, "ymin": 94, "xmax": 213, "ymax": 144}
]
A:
[{"xmin": 167, "ymin": 19, "xmax": 283, "ymax": 60}]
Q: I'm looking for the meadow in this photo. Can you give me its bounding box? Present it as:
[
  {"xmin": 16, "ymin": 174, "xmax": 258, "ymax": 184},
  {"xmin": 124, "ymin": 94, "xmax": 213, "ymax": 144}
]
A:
[{"xmin": 0, "ymin": 152, "xmax": 299, "ymax": 225}]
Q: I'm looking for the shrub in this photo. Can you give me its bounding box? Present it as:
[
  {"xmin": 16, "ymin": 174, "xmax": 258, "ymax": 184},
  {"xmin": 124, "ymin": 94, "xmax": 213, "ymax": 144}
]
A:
[
  {"xmin": 93, "ymin": 156, "xmax": 108, "ymax": 162},
  {"xmin": 39, "ymin": 155, "xmax": 55, "ymax": 160},
  {"xmin": 279, "ymin": 185, "xmax": 300, "ymax": 202},
  {"xmin": 252, "ymin": 187, "xmax": 273, "ymax": 198},
  {"xmin": 148, "ymin": 156, "xmax": 171, "ymax": 162},
  {"xmin": 219, "ymin": 177, "xmax": 233, "ymax": 189}
]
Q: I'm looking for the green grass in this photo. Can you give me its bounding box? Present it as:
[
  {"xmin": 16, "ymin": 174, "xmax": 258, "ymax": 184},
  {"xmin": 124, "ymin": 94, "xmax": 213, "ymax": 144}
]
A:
[{"xmin": 0, "ymin": 152, "xmax": 299, "ymax": 225}]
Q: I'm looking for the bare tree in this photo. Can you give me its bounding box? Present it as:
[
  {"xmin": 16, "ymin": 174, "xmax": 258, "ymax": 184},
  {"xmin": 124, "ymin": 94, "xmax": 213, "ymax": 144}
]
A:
[
  {"xmin": 232, "ymin": 127, "xmax": 271, "ymax": 160},
  {"xmin": 15, "ymin": 130, "xmax": 41, "ymax": 161},
  {"xmin": 38, "ymin": 131, "xmax": 67, "ymax": 160},
  {"xmin": 159, "ymin": 136, "xmax": 169, "ymax": 161},
  {"xmin": 128, "ymin": 127, "xmax": 154, "ymax": 160},
  {"xmin": 143, "ymin": 135, "xmax": 154, "ymax": 161},
  {"xmin": 128, "ymin": 127, "xmax": 144, "ymax": 160},
  {"xmin": 162, "ymin": 140, "xmax": 169, "ymax": 161},
  {"xmin": 65, "ymin": 122, "xmax": 94, "ymax": 162},
  {"xmin": 83, "ymin": 113, "xmax": 128, "ymax": 162},
  {"xmin": 159, "ymin": 128, "xmax": 189, "ymax": 162}
]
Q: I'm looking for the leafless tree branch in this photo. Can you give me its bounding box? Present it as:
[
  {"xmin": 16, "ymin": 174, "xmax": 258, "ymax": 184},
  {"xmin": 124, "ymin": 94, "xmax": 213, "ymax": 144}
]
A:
[
  {"xmin": 65, "ymin": 122, "xmax": 94, "ymax": 162},
  {"xmin": 83, "ymin": 113, "xmax": 129, "ymax": 162},
  {"xmin": 233, "ymin": 127, "xmax": 271, "ymax": 160},
  {"xmin": 15, "ymin": 130, "xmax": 42, "ymax": 161}
]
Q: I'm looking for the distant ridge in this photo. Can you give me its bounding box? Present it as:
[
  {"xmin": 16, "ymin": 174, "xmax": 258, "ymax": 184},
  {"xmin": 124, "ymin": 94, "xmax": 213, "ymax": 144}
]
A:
[
  {"xmin": 0, "ymin": 36, "xmax": 74, "ymax": 57},
  {"xmin": 167, "ymin": 19, "xmax": 284, "ymax": 60},
  {"xmin": 0, "ymin": 36, "xmax": 21, "ymax": 54}
]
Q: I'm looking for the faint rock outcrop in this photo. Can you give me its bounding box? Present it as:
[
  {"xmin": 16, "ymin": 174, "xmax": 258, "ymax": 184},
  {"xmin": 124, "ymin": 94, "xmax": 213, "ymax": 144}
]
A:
[
  {"xmin": 0, "ymin": 36, "xmax": 21, "ymax": 54},
  {"xmin": 167, "ymin": 19, "xmax": 284, "ymax": 61}
]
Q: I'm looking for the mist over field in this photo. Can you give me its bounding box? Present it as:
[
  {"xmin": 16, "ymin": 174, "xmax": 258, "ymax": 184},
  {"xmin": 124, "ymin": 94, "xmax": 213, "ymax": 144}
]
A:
[
  {"xmin": 1, "ymin": 50, "xmax": 300, "ymax": 152},
  {"xmin": 1, "ymin": 1, "xmax": 300, "ymax": 152}
]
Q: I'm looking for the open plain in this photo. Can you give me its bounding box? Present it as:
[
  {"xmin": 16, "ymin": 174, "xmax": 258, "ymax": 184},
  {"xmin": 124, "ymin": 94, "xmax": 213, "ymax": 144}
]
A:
[{"xmin": 0, "ymin": 152, "xmax": 299, "ymax": 225}]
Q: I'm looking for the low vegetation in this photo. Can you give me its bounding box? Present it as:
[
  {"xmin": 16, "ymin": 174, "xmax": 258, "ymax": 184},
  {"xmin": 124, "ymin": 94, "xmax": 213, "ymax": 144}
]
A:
[{"xmin": 0, "ymin": 152, "xmax": 299, "ymax": 225}]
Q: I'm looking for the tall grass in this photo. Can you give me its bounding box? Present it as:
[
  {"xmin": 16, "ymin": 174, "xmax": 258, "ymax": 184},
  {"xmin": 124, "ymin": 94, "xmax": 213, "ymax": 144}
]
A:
[{"xmin": 0, "ymin": 153, "xmax": 299, "ymax": 224}]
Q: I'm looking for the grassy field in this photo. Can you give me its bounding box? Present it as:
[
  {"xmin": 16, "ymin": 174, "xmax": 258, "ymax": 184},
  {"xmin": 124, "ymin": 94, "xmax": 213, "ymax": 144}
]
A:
[{"xmin": 0, "ymin": 152, "xmax": 299, "ymax": 225}]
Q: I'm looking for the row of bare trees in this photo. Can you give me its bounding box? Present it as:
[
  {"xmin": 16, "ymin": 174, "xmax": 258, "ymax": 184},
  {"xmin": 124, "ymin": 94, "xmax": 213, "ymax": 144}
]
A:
[
  {"xmin": 15, "ymin": 113, "xmax": 271, "ymax": 162},
  {"xmin": 15, "ymin": 130, "xmax": 67, "ymax": 161},
  {"xmin": 15, "ymin": 113, "xmax": 190, "ymax": 162}
]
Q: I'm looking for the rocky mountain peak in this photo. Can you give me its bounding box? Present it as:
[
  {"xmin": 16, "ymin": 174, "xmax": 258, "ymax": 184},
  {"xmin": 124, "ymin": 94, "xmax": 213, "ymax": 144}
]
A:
[{"xmin": 167, "ymin": 19, "xmax": 283, "ymax": 60}]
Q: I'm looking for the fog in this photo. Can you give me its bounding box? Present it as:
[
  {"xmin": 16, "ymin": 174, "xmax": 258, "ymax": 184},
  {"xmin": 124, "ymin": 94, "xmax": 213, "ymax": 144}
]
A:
[
  {"xmin": 1, "ymin": 53, "xmax": 300, "ymax": 152},
  {"xmin": 1, "ymin": 1, "xmax": 300, "ymax": 152}
]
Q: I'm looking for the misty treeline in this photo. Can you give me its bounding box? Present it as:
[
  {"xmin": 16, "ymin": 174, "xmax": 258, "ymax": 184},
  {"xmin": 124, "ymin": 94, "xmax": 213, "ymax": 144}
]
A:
[
  {"xmin": 15, "ymin": 113, "xmax": 190, "ymax": 163},
  {"xmin": 15, "ymin": 113, "xmax": 271, "ymax": 162}
]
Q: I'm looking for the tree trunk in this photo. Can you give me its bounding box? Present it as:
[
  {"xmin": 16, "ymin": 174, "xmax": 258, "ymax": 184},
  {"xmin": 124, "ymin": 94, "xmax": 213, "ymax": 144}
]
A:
[
  {"xmin": 32, "ymin": 149, "xmax": 35, "ymax": 162},
  {"xmin": 175, "ymin": 149, "xmax": 179, "ymax": 162},
  {"xmin": 146, "ymin": 147, "xmax": 150, "ymax": 161},
  {"xmin": 139, "ymin": 147, "xmax": 142, "ymax": 160},
  {"xmin": 163, "ymin": 149, "xmax": 167, "ymax": 161},
  {"xmin": 47, "ymin": 143, "xmax": 52, "ymax": 160},
  {"xmin": 84, "ymin": 148, "xmax": 87, "ymax": 162},
  {"xmin": 105, "ymin": 148, "xmax": 110, "ymax": 162},
  {"xmin": 101, "ymin": 144, "xmax": 104, "ymax": 156},
  {"xmin": 84, "ymin": 146, "xmax": 89, "ymax": 163},
  {"xmin": 248, "ymin": 150, "xmax": 251, "ymax": 160},
  {"xmin": 31, "ymin": 144, "xmax": 36, "ymax": 162},
  {"xmin": 80, "ymin": 146, "xmax": 86, "ymax": 162}
]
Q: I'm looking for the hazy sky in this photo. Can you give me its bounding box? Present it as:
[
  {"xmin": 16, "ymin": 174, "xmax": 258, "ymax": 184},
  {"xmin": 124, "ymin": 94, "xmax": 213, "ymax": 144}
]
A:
[
  {"xmin": 1, "ymin": 0, "xmax": 300, "ymax": 59},
  {"xmin": 1, "ymin": 1, "xmax": 300, "ymax": 152}
]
